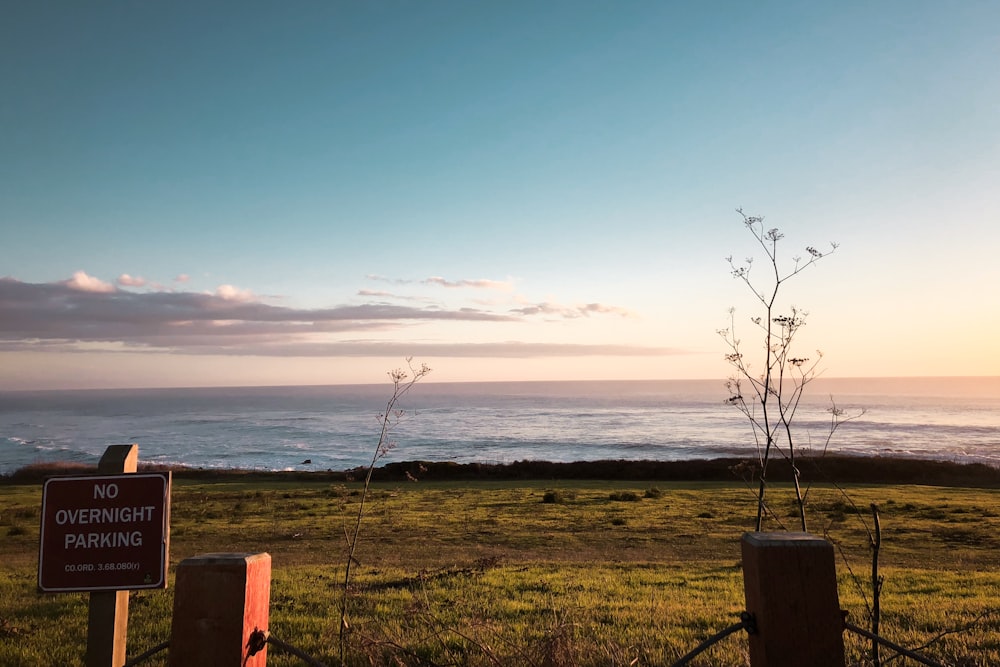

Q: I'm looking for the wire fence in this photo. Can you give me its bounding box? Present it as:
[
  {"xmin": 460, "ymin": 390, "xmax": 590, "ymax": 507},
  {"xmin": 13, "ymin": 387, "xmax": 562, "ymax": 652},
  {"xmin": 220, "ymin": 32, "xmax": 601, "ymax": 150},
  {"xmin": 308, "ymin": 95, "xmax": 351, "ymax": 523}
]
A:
[
  {"xmin": 668, "ymin": 611, "xmax": 756, "ymax": 667},
  {"xmin": 123, "ymin": 640, "xmax": 168, "ymax": 667},
  {"xmin": 119, "ymin": 612, "xmax": 947, "ymax": 667},
  {"xmin": 843, "ymin": 621, "xmax": 946, "ymax": 667},
  {"xmin": 245, "ymin": 628, "xmax": 330, "ymax": 667}
]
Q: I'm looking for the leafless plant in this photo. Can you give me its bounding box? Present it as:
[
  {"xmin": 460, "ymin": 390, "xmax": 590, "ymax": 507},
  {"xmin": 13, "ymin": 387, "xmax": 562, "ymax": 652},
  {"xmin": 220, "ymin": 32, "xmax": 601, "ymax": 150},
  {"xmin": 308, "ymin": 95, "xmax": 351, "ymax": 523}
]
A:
[
  {"xmin": 719, "ymin": 209, "xmax": 838, "ymax": 531},
  {"xmin": 338, "ymin": 358, "xmax": 431, "ymax": 665}
]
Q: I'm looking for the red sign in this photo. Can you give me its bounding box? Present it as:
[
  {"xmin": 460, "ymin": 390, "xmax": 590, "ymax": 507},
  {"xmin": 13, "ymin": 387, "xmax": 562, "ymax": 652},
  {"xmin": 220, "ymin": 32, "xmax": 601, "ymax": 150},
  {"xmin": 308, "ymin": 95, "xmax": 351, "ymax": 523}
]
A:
[{"xmin": 38, "ymin": 472, "xmax": 171, "ymax": 592}]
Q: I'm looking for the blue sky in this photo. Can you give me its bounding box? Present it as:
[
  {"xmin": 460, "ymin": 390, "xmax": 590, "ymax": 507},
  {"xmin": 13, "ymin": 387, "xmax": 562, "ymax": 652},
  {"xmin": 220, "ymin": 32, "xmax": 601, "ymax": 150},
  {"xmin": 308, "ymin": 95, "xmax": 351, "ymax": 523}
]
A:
[{"xmin": 2, "ymin": 2, "xmax": 998, "ymax": 389}]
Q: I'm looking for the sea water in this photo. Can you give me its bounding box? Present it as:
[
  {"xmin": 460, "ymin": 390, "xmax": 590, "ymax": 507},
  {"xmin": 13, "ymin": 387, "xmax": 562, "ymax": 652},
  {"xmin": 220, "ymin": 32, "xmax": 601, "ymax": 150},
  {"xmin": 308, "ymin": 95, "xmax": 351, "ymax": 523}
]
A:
[{"xmin": 1, "ymin": 378, "xmax": 998, "ymax": 475}]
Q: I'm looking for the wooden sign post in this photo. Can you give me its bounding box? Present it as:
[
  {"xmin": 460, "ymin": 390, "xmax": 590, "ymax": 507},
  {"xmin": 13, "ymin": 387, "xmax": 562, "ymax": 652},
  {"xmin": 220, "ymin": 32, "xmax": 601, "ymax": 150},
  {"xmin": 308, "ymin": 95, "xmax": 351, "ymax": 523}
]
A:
[
  {"xmin": 37, "ymin": 444, "xmax": 171, "ymax": 667},
  {"xmin": 89, "ymin": 445, "xmax": 137, "ymax": 667}
]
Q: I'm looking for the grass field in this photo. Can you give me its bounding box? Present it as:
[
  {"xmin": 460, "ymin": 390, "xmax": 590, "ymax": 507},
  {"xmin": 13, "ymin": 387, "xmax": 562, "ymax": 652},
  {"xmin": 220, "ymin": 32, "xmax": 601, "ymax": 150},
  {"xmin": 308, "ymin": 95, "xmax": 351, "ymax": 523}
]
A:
[{"xmin": 2, "ymin": 470, "xmax": 999, "ymax": 666}]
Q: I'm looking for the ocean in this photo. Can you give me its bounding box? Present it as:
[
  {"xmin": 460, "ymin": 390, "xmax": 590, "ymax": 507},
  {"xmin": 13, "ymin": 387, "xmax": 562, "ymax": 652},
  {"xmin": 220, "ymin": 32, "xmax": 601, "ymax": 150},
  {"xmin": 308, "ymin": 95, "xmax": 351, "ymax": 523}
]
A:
[{"xmin": 1, "ymin": 378, "xmax": 998, "ymax": 475}]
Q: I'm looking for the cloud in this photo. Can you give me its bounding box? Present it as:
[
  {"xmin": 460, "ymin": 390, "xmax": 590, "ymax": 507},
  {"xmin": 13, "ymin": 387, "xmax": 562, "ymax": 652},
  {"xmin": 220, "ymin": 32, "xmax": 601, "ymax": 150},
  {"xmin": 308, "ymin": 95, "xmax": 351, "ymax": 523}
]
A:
[
  {"xmin": 423, "ymin": 276, "xmax": 514, "ymax": 290},
  {"xmin": 214, "ymin": 284, "xmax": 256, "ymax": 302},
  {"xmin": 62, "ymin": 271, "xmax": 116, "ymax": 293},
  {"xmin": 169, "ymin": 340, "xmax": 686, "ymax": 358},
  {"xmin": 117, "ymin": 274, "xmax": 147, "ymax": 288},
  {"xmin": 366, "ymin": 274, "xmax": 406, "ymax": 284},
  {"xmin": 174, "ymin": 274, "xmax": 190, "ymax": 283},
  {"xmin": 0, "ymin": 275, "xmax": 515, "ymax": 355},
  {"xmin": 579, "ymin": 303, "xmax": 633, "ymax": 317},
  {"xmin": 368, "ymin": 274, "xmax": 514, "ymax": 291},
  {"xmin": 0, "ymin": 274, "xmax": 645, "ymax": 359},
  {"xmin": 357, "ymin": 289, "xmax": 438, "ymax": 304},
  {"xmin": 511, "ymin": 301, "xmax": 634, "ymax": 319}
]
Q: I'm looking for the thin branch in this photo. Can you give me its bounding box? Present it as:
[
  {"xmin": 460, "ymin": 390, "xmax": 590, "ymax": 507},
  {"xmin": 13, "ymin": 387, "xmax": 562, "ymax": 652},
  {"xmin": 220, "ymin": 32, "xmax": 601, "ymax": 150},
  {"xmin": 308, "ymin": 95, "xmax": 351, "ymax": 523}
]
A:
[
  {"xmin": 724, "ymin": 210, "xmax": 841, "ymax": 531},
  {"xmin": 339, "ymin": 358, "xmax": 431, "ymax": 664}
]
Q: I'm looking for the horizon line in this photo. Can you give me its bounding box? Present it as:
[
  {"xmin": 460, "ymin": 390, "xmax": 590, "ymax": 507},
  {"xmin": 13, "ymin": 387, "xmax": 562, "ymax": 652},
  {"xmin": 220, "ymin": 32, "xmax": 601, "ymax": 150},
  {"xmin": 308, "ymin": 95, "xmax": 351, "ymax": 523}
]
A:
[{"xmin": 2, "ymin": 375, "xmax": 998, "ymax": 394}]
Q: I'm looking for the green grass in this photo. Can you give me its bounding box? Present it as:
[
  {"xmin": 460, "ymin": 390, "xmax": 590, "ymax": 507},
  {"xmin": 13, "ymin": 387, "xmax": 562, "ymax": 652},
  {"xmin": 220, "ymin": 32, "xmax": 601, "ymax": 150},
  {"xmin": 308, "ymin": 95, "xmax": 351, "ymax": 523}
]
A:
[{"xmin": 2, "ymin": 478, "xmax": 999, "ymax": 666}]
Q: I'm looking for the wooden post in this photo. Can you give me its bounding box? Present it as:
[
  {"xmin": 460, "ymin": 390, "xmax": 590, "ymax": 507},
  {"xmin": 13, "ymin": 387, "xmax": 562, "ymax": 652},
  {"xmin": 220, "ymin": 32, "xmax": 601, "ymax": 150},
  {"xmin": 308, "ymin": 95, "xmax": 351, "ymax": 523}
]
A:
[
  {"xmin": 86, "ymin": 444, "xmax": 138, "ymax": 667},
  {"xmin": 169, "ymin": 552, "xmax": 272, "ymax": 667},
  {"xmin": 741, "ymin": 532, "xmax": 845, "ymax": 667}
]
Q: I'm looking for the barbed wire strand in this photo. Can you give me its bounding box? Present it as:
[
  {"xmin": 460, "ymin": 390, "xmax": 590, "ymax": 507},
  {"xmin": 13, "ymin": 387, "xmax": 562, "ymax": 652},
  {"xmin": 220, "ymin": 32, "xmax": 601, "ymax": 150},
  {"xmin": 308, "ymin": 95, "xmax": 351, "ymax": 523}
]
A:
[
  {"xmin": 119, "ymin": 615, "xmax": 952, "ymax": 667},
  {"xmin": 122, "ymin": 640, "xmax": 169, "ymax": 667},
  {"xmin": 844, "ymin": 621, "xmax": 947, "ymax": 667},
  {"xmin": 245, "ymin": 628, "xmax": 331, "ymax": 667},
  {"xmin": 668, "ymin": 612, "xmax": 756, "ymax": 667}
]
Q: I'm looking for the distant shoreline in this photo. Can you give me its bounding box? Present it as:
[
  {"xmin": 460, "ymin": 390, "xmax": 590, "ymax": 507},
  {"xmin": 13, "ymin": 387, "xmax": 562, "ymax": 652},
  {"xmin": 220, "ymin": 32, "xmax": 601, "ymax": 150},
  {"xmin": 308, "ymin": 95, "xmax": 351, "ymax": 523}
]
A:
[{"xmin": 6, "ymin": 455, "xmax": 1000, "ymax": 488}]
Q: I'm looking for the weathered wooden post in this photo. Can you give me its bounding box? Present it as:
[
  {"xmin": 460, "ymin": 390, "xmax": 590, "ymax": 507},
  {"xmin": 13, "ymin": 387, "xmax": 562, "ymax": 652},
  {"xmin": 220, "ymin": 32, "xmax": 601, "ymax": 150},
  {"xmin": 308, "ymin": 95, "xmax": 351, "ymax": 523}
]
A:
[
  {"xmin": 168, "ymin": 552, "xmax": 272, "ymax": 666},
  {"xmin": 38, "ymin": 444, "xmax": 170, "ymax": 667},
  {"xmin": 741, "ymin": 532, "xmax": 845, "ymax": 667},
  {"xmin": 86, "ymin": 444, "xmax": 138, "ymax": 667}
]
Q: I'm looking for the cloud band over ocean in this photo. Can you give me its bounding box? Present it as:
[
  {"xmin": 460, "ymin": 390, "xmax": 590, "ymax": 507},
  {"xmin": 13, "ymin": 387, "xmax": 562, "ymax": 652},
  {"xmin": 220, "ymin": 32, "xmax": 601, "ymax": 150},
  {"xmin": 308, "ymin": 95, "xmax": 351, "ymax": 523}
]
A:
[{"xmin": 0, "ymin": 273, "xmax": 681, "ymax": 359}]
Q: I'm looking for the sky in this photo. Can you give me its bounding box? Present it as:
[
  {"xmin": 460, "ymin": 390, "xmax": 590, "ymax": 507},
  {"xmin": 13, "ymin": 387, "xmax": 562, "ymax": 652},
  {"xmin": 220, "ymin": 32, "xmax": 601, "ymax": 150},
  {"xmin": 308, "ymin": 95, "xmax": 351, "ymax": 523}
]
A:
[{"xmin": 1, "ymin": 2, "xmax": 999, "ymax": 390}]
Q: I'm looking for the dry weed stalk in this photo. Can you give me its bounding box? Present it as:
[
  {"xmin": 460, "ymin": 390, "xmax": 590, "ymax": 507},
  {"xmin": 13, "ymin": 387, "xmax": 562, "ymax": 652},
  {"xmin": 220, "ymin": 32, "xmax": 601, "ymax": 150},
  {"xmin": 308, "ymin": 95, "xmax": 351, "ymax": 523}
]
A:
[
  {"xmin": 338, "ymin": 358, "xmax": 431, "ymax": 665},
  {"xmin": 719, "ymin": 209, "xmax": 838, "ymax": 531}
]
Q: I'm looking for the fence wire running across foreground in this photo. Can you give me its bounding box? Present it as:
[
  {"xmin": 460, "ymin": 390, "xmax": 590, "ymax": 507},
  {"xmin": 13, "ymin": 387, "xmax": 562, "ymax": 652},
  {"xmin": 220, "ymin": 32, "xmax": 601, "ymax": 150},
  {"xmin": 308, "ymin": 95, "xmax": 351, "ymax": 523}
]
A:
[
  {"xmin": 667, "ymin": 612, "xmax": 756, "ymax": 666},
  {"xmin": 116, "ymin": 612, "xmax": 947, "ymax": 667}
]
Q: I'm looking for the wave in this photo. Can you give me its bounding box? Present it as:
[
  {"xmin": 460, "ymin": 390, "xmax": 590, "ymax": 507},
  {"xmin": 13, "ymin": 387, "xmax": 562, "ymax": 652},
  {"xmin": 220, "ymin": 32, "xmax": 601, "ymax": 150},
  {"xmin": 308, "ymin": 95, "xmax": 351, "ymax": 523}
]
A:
[{"xmin": 2, "ymin": 380, "xmax": 998, "ymax": 474}]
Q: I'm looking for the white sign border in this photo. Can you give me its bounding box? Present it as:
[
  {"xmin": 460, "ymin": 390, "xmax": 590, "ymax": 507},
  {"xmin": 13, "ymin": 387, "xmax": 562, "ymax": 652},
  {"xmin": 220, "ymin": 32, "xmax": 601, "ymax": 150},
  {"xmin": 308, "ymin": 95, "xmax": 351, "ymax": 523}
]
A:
[{"xmin": 38, "ymin": 472, "xmax": 171, "ymax": 593}]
